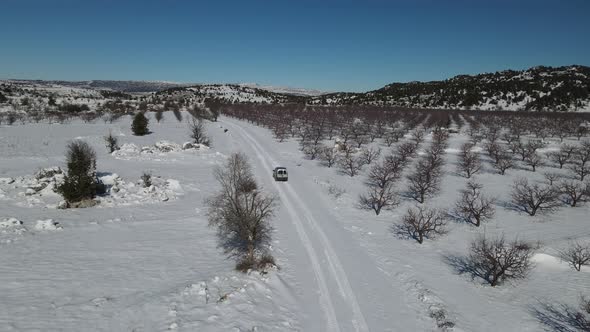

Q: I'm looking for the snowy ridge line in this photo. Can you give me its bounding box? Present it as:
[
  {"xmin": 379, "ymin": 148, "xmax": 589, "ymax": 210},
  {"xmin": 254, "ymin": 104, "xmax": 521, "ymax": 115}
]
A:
[
  {"xmin": 224, "ymin": 120, "xmax": 370, "ymax": 331},
  {"xmin": 223, "ymin": 120, "xmax": 341, "ymax": 331}
]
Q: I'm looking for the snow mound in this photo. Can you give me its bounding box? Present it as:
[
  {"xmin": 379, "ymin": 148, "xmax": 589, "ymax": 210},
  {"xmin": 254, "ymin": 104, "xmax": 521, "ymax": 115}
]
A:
[
  {"xmin": 34, "ymin": 219, "xmax": 62, "ymax": 231},
  {"xmin": 0, "ymin": 217, "xmax": 24, "ymax": 230},
  {"xmin": 34, "ymin": 166, "xmax": 63, "ymax": 180},
  {"xmin": 531, "ymin": 253, "xmax": 587, "ymax": 272},
  {"xmin": 0, "ymin": 167, "xmax": 64, "ymax": 207},
  {"xmin": 0, "ymin": 177, "xmax": 15, "ymax": 185},
  {"xmin": 97, "ymin": 173, "xmax": 183, "ymax": 206},
  {"xmin": 164, "ymin": 271, "xmax": 298, "ymax": 331},
  {"xmin": 112, "ymin": 141, "xmax": 208, "ymax": 160},
  {"xmin": 0, "ymin": 168, "xmax": 182, "ymax": 208},
  {"xmin": 0, "ymin": 217, "xmax": 27, "ymax": 244}
]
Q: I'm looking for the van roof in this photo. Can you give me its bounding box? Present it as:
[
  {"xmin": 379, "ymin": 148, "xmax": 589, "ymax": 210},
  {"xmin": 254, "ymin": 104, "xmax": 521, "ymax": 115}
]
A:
[{"xmin": 274, "ymin": 167, "xmax": 287, "ymax": 170}]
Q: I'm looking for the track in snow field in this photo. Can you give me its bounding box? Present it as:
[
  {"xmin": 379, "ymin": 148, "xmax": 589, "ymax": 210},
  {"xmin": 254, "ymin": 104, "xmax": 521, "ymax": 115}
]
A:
[{"xmin": 223, "ymin": 120, "xmax": 372, "ymax": 331}]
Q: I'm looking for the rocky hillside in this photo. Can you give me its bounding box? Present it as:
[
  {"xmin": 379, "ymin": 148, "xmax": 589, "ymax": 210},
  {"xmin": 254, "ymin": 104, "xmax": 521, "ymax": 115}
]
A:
[
  {"xmin": 309, "ymin": 65, "xmax": 590, "ymax": 112},
  {"xmin": 155, "ymin": 84, "xmax": 306, "ymax": 104},
  {"xmin": 2, "ymin": 65, "xmax": 589, "ymax": 112},
  {"xmin": 2, "ymin": 79, "xmax": 189, "ymax": 93}
]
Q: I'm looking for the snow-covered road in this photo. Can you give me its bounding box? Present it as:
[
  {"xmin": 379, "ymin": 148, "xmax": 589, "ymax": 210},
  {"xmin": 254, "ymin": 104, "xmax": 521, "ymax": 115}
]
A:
[{"xmin": 222, "ymin": 118, "xmax": 427, "ymax": 331}]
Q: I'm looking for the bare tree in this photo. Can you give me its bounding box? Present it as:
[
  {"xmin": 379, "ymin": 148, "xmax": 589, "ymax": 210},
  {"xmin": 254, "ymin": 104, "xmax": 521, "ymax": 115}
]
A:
[
  {"xmin": 502, "ymin": 132, "xmax": 517, "ymax": 145},
  {"xmin": 397, "ymin": 141, "xmax": 418, "ymax": 160},
  {"xmin": 524, "ymin": 152, "xmax": 544, "ymax": 172},
  {"xmin": 352, "ymin": 133, "xmax": 370, "ymax": 149},
  {"xmin": 484, "ymin": 140, "xmax": 501, "ymax": 161},
  {"xmin": 359, "ymin": 161, "xmax": 401, "ymax": 215},
  {"xmin": 360, "ymin": 146, "xmax": 381, "ymax": 165},
  {"xmin": 569, "ymin": 142, "xmax": 590, "ymax": 181},
  {"xmin": 412, "ymin": 128, "xmax": 425, "ymax": 146},
  {"xmin": 516, "ymin": 141, "xmax": 531, "ymax": 161},
  {"xmin": 507, "ymin": 139, "xmax": 522, "ymax": 156},
  {"xmin": 570, "ymin": 162, "xmax": 590, "ymax": 182},
  {"xmin": 517, "ymin": 140, "xmax": 545, "ymax": 162},
  {"xmin": 383, "ymin": 129, "xmax": 404, "ymax": 147},
  {"xmin": 339, "ymin": 152, "xmax": 366, "ymax": 177},
  {"xmin": 542, "ymin": 172, "xmax": 562, "ymax": 186},
  {"xmin": 547, "ymin": 148, "xmax": 571, "ymax": 169},
  {"xmin": 406, "ymin": 158, "xmax": 442, "ymax": 203},
  {"xmin": 383, "ymin": 153, "xmax": 409, "ymax": 177},
  {"xmin": 493, "ymin": 152, "xmax": 514, "ymax": 175},
  {"xmin": 272, "ymin": 124, "xmax": 289, "ymax": 142},
  {"xmin": 468, "ymin": 235, "xmax": 535, "ymax": 286},
  {"xmin": 559, "ymin": 180, "xmax": 590, "ymax": 207},
  {"xmin": 458, "ymin": 142, "xmax": 481, "ymax": 178},
  {"xmin": 398, "ymin": 206, "xmax": 447, "ymax": 244},
  {"xmin": 559, "ymin": 242, "xmax": 590, "ymax": 271},
  {"xmin": 561, "ymin": 143, "xmax": 578, "ymax": 159},
  {"xmin": 511, "ymin": 178, "xmax": 561, "ymax": 216},
  {"xmin": 206, "ymin": 153, "xmax": 276, "ymax": 270},
  {"xmin": 319, "ymin": 145, "xmax": 339, "ymax": 168},
  {"xmin": 583, "ymin": 297, "xmax": 590, "ymax": 315},
  {"xmin": 188, "ymin": 117, "xmax": 211, "ymax": 146},
  {"xmin": 303, "ymin": 143, "xmax": 323, "ymax": 160},
  {"xmin": 484, "ymin": 126, "xmax": 501, "ymax": 143},
  {"xmin": 454, "ymin": 181, "xmax": 495, "ymax": 227}
]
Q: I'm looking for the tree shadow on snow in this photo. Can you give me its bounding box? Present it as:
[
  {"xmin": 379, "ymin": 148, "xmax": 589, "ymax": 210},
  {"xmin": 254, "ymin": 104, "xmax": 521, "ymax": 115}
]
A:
[
  {"xmin": 529, "ymin": 300, "xmax": 590, "ymax": 332},
  {"xmin": 445, "ymin": 209, "xmax": 470, "ymax": 225},
  {"xmin": 441, "ymin": 254, "xmax": 488, "ymax": 285},
  {"xmin": 389, "ymin": 223, "xmax": 414, "ymax": 241},
  {"xmin": 497, "ymin": 199, "xmax": 526, "ymax": 214}
]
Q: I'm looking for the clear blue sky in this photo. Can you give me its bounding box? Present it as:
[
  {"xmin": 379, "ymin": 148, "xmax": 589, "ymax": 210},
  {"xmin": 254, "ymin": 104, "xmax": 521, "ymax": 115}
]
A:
[{"xmin": 1, "ymin": 0, "xmax": 588, "ymax": 92}]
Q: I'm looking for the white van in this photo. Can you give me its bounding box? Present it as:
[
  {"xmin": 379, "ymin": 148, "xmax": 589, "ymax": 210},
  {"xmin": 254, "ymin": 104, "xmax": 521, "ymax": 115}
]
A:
[{"xmin": 273, "ymin": 167, "xmax": 288, "ymax": 181}]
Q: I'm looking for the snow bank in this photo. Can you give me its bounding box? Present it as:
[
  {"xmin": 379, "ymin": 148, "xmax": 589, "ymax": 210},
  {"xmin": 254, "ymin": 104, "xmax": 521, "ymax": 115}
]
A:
[
  {"xmin": 97, "ymin": 173, "xmax": 183, "ymax": 206},
  {"xmin": 164, "ymin": 270, "xmax": 297, "ymax": 331},
  {"xmin": 0, "ymin": 217, "xmax": 24, "ymax": 230},
  {"xmin": 112, "ymin": 141, "xmax": 209, "ymax": 161},
  {"xmin": 0, "ymin": 217, "xmax": 27, "ymax": 244},
  {"xmin": 0, "ymin": 177, "xmax": 15, "ymax": 185},
  {"xmin": 0, "ymin": 167, "xmax": 183, "ymax": 208},
  {"xmin": 34, "ymin": 219, "xmax": 62, "ymax": 231},
  {"xmin": 0, "ymin": 167, "xmax": 64, "ymax": 207},
  {"xmin": 532, "ymin": 253, "xmax": 589, "ymax": 272}
]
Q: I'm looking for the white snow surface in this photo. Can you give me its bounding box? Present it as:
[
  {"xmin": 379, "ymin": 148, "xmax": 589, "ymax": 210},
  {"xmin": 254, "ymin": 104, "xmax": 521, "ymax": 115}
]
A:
[{"xmin": 0, "ymin": 111, "xmax": 589, "ymax": 331}]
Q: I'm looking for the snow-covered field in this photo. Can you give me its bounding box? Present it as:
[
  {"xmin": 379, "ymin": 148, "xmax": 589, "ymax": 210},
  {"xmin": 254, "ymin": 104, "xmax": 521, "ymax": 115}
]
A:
[{"xmin": 1, "ymin": 111, "xmax": 589, "ymax": 331}]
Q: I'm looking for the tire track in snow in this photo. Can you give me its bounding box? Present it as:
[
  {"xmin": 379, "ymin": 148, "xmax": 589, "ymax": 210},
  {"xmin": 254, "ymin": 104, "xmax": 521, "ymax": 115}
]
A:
[
  {"xmin": 224, "ymin": 120, "xmax": 369, "ymax": 332},
  {"xmin": 225, "ymin": 121, "xmax": 341, "ymax": 332}
]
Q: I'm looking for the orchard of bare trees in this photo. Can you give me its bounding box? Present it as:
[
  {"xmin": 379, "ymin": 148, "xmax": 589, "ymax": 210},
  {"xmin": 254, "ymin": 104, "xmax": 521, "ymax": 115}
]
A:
[{"xmin": 218, "ymin": 102, "xmax": 590, "ymax": 292}]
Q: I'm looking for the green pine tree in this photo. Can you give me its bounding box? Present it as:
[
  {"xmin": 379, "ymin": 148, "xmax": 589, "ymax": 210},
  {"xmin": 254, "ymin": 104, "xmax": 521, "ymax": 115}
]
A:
[
  {"xmin": 132, "ymin": 112, "xmax": 150, "ymax": 136},
  {"xmin": 57, "ymin": 141, "xmax": 98, "ymax": 203}
]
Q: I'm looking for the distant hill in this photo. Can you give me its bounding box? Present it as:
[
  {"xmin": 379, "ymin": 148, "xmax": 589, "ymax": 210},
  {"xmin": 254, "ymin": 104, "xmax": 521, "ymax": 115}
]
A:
[
  {"xmin": 155, "ymin": 84, "xmax": 307, "ymax": 104},
  {"xmin": 2, "ymin": 65, "xmax": 590, "ymax": 111},
  {"xmin": 2, "ymin": 80, "xmax": 190, "ymax": 93},
  {"xmin": 308, "ymin": 65, "xmax": 590, "ymax": 112},
  {"xmin": 1, "ymin": 79, "xmax": 324, "ymax": 95}
]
